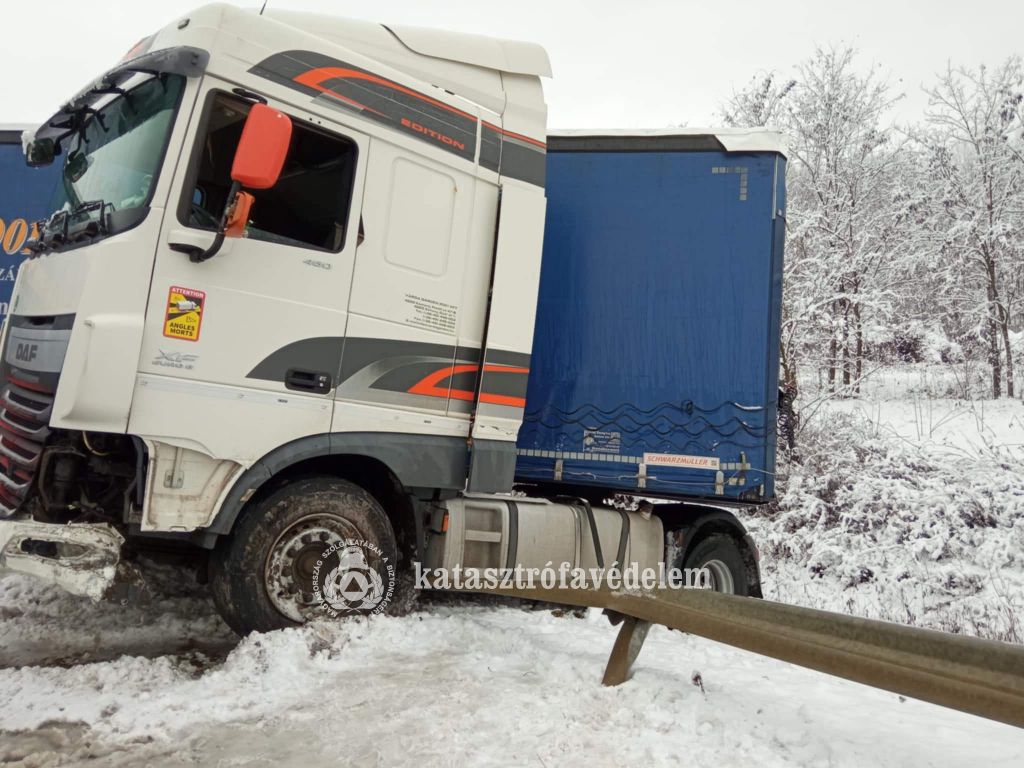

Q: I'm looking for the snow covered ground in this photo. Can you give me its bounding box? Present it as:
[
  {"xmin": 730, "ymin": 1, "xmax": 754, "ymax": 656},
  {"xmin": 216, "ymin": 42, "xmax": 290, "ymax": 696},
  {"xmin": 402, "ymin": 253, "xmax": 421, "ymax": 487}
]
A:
[
  {"xmin": 1, "ymin": 582, "xmax": 1022, "ymax": 767},
  {"xmin": 1, "ymin": 367, "xmax": 1022, "ymax": 766}
]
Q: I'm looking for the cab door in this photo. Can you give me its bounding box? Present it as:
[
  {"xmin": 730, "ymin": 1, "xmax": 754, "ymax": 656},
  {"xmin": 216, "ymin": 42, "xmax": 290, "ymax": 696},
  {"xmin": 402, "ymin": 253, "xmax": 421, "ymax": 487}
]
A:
[
  {"xmin": 333, "ymin": 137, "xmax": 487, "ymax": 428},
  {"xmin": 130, "ymin": 77, "xmax": 368, "ymax": 463}
]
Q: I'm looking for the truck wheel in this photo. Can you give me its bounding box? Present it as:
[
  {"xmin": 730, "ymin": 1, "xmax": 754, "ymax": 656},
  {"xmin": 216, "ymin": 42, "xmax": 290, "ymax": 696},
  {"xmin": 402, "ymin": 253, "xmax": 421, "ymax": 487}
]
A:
[
  {"xmin": 682, "ymin": 534, "xmax": 750, "ymax": 596},
  {"xmin": 210, "ymin": 476, "xmax": 401, "ymax": 634}
]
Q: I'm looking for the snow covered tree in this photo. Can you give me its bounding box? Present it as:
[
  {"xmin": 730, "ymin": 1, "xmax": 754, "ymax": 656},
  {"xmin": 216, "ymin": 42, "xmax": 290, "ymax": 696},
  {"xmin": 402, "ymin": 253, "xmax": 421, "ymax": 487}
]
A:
[
  {"xmin": 913, "ymin": 58, "xmax": 1024, "ymax": 398},
  {"xmin": 722, "ymin": 47, "xmax": 905, "ymax": 396},
  {"xmin": 721, "ymin": 72, "xmax": 796, "ymax": 129}
]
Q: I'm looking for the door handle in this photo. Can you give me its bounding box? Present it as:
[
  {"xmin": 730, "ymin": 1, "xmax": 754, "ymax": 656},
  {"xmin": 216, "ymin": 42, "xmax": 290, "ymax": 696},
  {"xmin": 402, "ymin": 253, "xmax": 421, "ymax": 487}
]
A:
[{"xmin": 285, "ymin": 368, "xmax": 332, "ymax": 394}]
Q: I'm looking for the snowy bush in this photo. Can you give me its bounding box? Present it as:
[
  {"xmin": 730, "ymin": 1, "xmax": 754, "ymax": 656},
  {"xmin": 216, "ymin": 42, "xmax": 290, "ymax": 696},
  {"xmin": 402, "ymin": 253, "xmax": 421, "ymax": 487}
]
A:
[{"xmin": 739, "ymin": 406, "xmax": 1024, "ymax": 643}]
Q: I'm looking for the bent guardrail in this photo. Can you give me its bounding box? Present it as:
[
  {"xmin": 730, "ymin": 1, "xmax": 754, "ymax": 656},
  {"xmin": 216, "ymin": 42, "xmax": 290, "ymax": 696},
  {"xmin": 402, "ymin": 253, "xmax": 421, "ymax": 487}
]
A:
[{"xmin": 477, "ymin": 583, "xmax": 1024, "ymax": 729}]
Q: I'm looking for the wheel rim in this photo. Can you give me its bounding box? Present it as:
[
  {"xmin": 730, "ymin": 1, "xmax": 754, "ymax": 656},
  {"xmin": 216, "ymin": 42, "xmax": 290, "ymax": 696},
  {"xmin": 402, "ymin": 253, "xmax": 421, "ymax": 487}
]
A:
[
  {"xmin": 702, "ymin": 558, "xmax": 737, "ymax": 595},
  {"xmin": 264, "ymin": 513, "xmax": 365, "ymax": 623}
]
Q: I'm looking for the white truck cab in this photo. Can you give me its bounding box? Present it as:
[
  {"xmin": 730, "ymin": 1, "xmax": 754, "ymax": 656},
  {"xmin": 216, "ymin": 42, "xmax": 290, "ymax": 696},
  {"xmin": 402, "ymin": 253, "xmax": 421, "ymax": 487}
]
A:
[{"xmin": 0, "ymin": 5, "xmax": 762, "ymax": 632}]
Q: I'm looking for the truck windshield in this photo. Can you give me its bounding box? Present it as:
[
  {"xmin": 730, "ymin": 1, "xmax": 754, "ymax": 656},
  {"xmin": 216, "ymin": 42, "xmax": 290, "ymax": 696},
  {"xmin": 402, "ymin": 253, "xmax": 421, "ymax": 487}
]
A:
[{"xmin": 52, "ymin": 73, "xmax": 185, "ymax": 220}]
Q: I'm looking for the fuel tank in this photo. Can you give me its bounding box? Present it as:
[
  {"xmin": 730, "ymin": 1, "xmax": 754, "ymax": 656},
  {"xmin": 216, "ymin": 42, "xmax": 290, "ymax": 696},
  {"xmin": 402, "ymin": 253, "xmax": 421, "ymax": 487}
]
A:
[{"xmin": 423, "ymin": 494, "xmax": 664, "ymax": 576}]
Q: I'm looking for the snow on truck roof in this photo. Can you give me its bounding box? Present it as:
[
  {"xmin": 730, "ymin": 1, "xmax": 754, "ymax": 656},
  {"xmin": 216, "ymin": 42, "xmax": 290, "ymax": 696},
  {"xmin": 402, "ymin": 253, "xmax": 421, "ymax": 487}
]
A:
[{"xmin": 548, "ymin": 128, "xmax": 788, "ymax": 157}]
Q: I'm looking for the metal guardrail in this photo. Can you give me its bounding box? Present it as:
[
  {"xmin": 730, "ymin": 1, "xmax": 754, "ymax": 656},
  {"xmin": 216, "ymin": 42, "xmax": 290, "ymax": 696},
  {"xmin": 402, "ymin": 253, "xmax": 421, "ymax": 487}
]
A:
[{"xmin": 480, "ymin": 583, "xmax": 1024, "ymax": 729}]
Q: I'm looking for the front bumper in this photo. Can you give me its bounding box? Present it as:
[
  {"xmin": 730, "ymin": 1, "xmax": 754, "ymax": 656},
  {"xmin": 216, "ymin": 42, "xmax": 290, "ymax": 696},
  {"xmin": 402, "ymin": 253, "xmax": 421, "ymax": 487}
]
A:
[{"xmin": 0, "ymin": 518, "xmax": 123, "ymax": 599}]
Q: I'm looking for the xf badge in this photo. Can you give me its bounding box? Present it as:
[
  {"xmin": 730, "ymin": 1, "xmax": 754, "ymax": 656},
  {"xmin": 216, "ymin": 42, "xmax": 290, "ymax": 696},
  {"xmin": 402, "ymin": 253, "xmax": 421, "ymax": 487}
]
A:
[{"xmin": 152, "ymin": 350, "xmax": 199, "ymax": 370}]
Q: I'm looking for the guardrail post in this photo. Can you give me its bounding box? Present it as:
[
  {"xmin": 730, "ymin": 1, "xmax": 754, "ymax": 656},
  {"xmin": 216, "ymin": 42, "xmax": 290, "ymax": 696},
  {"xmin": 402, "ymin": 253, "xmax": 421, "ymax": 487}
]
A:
[{"xmin": 602, "ymin": 616, "xmax": 652, "ymax": 686}]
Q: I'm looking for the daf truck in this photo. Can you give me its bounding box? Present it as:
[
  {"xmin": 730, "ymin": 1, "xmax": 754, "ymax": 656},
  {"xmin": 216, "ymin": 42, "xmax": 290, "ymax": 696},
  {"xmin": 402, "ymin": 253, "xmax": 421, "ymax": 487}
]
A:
[{"xmin": 0, "ymin": 4, "xmax": 785, "ymax": 634}]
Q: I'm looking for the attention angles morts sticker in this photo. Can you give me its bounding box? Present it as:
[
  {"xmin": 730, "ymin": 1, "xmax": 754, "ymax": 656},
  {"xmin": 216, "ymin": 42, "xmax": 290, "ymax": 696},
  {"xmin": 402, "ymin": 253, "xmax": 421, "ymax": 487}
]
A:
[{"xmin": 163, "ymin": 286, "xmax": 206, "ymax": 342}]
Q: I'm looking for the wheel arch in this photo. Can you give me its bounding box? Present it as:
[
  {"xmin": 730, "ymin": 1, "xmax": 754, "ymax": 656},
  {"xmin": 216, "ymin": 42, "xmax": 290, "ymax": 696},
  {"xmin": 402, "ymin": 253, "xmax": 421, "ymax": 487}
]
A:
[
  {"xmin": 655, "ymin": 504, "xmax": 763, "ymax": 598},
  {"xmin": 206, "ymin": 432, "xmax": 468, "ymax": 559}
]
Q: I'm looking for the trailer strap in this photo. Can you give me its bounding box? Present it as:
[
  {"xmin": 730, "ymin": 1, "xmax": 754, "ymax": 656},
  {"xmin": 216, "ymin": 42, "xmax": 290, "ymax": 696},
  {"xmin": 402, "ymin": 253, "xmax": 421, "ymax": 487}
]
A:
[
  {"xmin": 504, "ymin": 499, "xmax": 519, "ymax": 571},
  {"xmin": 612, "ymin": 509, "xmax": 630, "ymax": 572},
  {"xmin": 576, "ymin": 500, "xmax": 604, "ymax": 569}
]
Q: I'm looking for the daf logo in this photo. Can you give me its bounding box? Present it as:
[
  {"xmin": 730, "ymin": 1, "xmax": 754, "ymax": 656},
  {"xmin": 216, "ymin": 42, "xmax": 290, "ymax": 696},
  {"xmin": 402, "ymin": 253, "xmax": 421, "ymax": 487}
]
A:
[{"xmin": 15, "ymin": 343, "xmax": 38, "ymax": 363}]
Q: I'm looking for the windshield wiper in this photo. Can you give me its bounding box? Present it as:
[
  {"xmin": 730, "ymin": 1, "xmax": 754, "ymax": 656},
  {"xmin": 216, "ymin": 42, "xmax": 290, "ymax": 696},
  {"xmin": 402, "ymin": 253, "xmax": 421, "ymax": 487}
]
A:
[{"xmin": 91, "ymin": 85, "xmax": 135, "ymax": 113}]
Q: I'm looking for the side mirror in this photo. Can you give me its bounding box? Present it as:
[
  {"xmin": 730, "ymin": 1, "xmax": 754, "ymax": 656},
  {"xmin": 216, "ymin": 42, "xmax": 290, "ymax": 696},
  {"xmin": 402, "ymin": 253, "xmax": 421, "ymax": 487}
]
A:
[
  {"xmin": 25, "ymin": 138, "xmax": 56, "ymax": 167},
  {"xmin": 171, "ymin": 103, "xmax": 292, "ymax": 263},
  {"xmin": 231, "ymin": 103, "xmax": 292, "ymax": 189}
]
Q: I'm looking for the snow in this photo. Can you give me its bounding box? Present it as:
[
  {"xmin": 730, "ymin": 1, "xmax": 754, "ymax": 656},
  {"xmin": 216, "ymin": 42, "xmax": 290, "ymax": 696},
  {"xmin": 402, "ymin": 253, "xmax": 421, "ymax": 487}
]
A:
[
  {"xmin": 740, "ymin": 381, "xmax": 1024, "ymax": 642},
  {"xmin": 0, "ymin": 565, "xmax": 235, "ymax": 669},
  {"xmin": 1, "ymin": 589, "xmax": 1022, "ymax": 767},
  {"xmin": 1, "ymin": 367, "xmax": 1023, "ymax": 764}
]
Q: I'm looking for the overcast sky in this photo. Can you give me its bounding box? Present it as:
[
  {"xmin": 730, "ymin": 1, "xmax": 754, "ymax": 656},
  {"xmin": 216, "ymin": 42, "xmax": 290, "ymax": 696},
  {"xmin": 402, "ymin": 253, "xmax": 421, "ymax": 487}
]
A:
[{"xmin": 2, "ymin": 0, "xmax": 1020, "ymax": 129}]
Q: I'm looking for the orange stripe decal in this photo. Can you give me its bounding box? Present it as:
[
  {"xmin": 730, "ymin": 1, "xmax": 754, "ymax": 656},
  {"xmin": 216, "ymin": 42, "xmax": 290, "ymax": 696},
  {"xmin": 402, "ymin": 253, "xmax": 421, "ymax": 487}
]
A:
[
  {"xmin": 292, "ymin": 68, "xmax": 388, "ymax": 118},
  {"xmin": 407, "ymin": 364, "xmax": 529, "ymax": 409},
  {"xmin": 295, "ymin": 67, "xmax": 476, "ymax": 122},
  {"xmin": 483, "ymin": 121, "xmax": 547, "ymax": 149}
]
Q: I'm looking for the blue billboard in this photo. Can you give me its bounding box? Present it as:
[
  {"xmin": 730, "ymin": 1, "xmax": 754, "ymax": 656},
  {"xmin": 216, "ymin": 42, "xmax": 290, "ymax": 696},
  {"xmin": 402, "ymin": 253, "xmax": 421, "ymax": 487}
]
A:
[{"xmin": 0, "ymin": 128, "xmax": 60, "ymax": 319}]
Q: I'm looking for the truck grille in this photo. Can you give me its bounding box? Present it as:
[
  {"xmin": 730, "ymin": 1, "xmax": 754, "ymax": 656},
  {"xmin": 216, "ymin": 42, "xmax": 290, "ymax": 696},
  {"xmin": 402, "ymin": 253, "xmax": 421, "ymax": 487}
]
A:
[{"xmin": 0, "ymin": 380, "xmax": 53, "ymax": 516}]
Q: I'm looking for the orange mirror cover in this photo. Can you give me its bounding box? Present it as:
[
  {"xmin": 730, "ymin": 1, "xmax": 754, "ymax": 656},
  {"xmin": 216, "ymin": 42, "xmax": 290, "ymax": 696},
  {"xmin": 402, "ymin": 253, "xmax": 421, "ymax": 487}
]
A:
[{"xmin": 231, "ymin": 104, "xmax": 292, "ymax": 189}]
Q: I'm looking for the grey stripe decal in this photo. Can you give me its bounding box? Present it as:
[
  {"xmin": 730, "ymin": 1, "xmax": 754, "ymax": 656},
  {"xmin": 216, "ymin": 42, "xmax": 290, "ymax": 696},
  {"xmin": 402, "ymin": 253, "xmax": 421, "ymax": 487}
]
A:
[
  {"xmin": 480, "ymin": 124, "xmax": 502, "ymax": 175},
  {"xmin": 250, "ymin": 51, "xmax": 546, "ymax": 187},
  {"xmin": 499, "ymin": 137, "xmax": 546, "ymax": 187},
  {"xmin": 481, "ymin": 122, "xmax": 546, "ymax": 187},
  {"xmin": 248, "ymin": 336, "xmax": 530, "ymax": 389},
  {"xmin": 251, "ymin": 50, "xmax": 477, "ymax": 162},
  {"xmin": 246, "ymin": 337, "xmax": 343, "ymax": 384}
]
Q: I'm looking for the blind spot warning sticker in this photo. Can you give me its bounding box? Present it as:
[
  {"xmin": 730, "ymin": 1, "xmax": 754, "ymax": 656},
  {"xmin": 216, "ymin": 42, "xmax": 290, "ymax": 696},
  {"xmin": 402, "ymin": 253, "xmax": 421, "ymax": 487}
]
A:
[{"xmin": 163, "ymin": 286, "xmax": 206, "ymax": 342}]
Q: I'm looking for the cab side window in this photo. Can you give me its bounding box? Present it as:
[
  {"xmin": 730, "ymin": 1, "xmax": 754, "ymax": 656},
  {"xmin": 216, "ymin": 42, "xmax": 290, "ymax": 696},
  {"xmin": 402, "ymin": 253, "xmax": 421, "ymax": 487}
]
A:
[{"xmin": 183, "ymin": 93, "xmax": 357, "ymax": 252}]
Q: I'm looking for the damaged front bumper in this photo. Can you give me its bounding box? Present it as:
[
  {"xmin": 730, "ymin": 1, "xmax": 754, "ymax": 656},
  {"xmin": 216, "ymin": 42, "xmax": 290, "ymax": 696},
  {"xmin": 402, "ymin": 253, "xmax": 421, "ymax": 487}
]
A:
[{"xmin": 0, "ymin": 518, "xmax": 124, "ymax": 600}]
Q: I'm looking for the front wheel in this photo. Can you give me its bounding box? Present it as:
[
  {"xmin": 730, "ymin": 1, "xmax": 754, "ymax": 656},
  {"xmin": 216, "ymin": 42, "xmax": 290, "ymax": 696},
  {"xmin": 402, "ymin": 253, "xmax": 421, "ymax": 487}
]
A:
[
  {"xmin": 681, "ymin": 533, "xmax": 751, "ymax": 596},
  {"xmin": 210, "ymin": 476, "xmax": 401, "ymax": 634}
]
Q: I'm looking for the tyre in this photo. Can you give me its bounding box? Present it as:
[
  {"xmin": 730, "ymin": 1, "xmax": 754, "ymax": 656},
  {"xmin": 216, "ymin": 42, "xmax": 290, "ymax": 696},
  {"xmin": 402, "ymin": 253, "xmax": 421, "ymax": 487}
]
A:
[
  {"xmin": 210, "ymin": 476, "xmax": 402, "ymax": 634},
  {"xmin": 681, "ymin": 533, "xmax": 751, "ymax": 596}
]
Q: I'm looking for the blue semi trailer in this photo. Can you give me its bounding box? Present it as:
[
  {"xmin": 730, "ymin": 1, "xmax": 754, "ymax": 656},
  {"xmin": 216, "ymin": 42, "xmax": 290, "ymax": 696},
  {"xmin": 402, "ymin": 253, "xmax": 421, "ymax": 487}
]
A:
[
  {"xmin": 0, "ymin": 126, "xmax": 60, "ymax": 320},
  {"xmin": 516, "ymin": 130, "xmax": 786, "ymax": 506}
]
